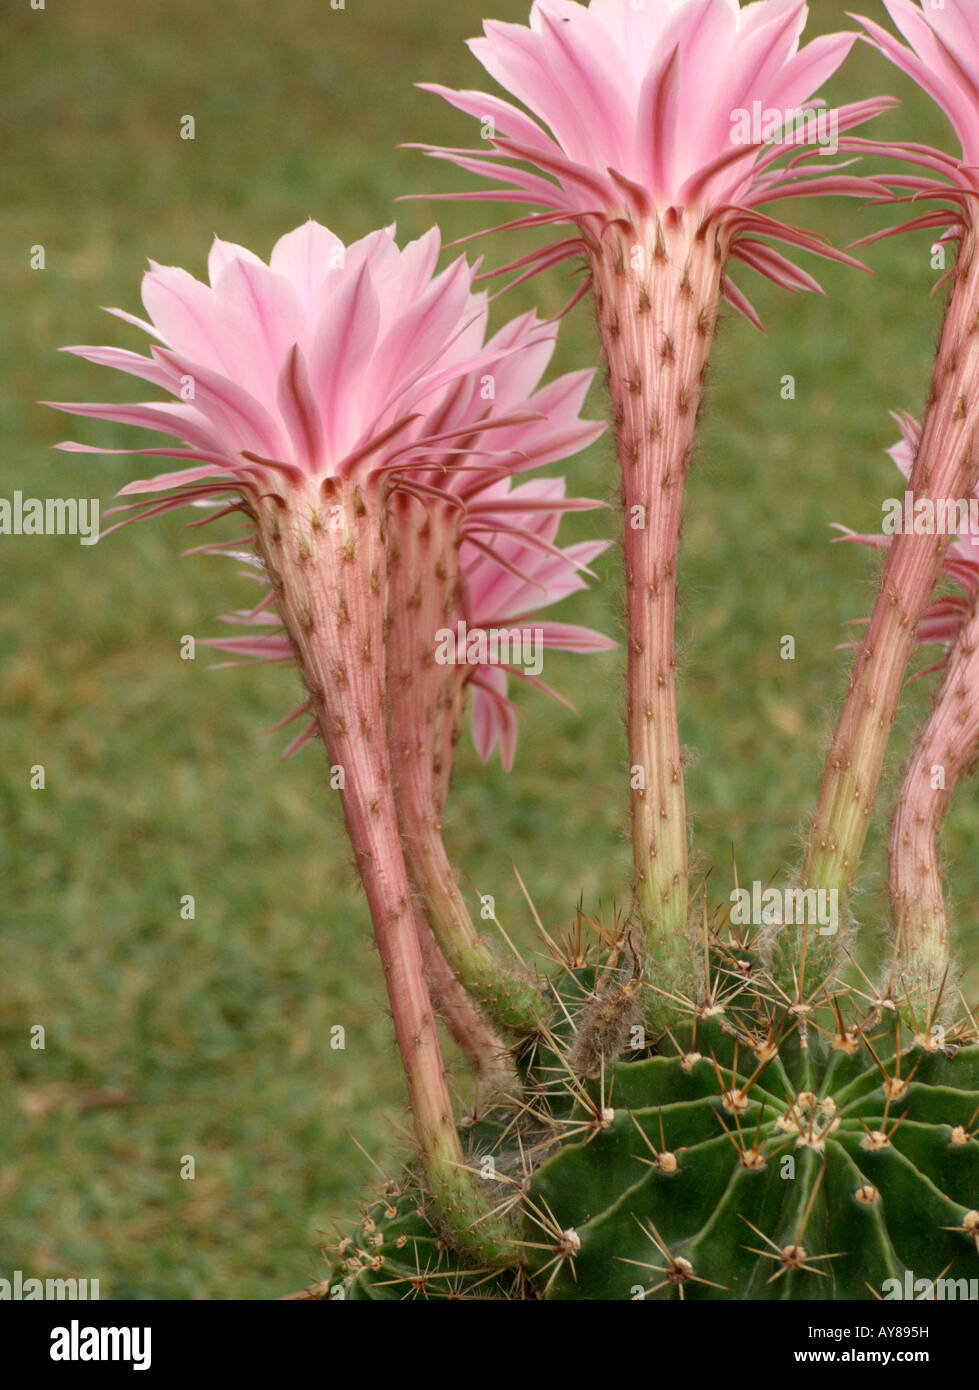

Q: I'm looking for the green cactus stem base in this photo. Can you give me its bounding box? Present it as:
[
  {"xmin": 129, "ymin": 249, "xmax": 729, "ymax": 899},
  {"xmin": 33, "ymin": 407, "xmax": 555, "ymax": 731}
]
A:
[{"xmin": 321, "ymin": 923, "xmax": 979, "ymax": 1301}]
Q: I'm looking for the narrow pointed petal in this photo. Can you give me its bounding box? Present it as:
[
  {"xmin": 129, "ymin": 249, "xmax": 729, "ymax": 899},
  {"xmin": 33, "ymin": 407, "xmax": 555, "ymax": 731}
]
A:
[
  {"xmin": 277, "ymin": 345, "xmax": 325, "ymax": 470},
  {"xmin": 309, "ymin": 261, "xmax": 381, "ymax": 459}
]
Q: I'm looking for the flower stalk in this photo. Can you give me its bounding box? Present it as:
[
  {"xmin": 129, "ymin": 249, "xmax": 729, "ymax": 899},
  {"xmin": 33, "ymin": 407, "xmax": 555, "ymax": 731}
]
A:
[
  {"xmin": 252, "ymin": 474, "xmax": 517, "ymax": 1263},
  {"xmin": 889, "ymin": 581, "xmax": 979, "ymax": 998},
  {"xmin": 412, "ymin": 907, "xmax": 519, "ymax": 1107},
  {"xmin": 386, "ymin": 491, "xmax": 547, "ymax": 1033},
  {"xmin": 803, "ymin": 230, "xmax": 979, "ymax": 903},
  {"xmin": 590, "ymin": 214, "xmax": 723, "ymax": 1013},
  {"xmin": 889, "ymin": 652, "xmax": 968, "ymax": 981}
]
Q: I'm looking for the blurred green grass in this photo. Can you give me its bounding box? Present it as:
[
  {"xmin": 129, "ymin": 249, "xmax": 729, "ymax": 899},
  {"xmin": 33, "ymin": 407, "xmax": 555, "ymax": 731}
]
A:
[{"xmin": 1, "ymin": 0, "xmax": 977, "ymax": 1298}]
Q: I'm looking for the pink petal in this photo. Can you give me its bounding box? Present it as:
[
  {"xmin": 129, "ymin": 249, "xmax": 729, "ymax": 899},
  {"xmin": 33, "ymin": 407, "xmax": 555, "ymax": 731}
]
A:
[
  {"xmin": 211, "ymin": 257, "xmax": 307, "ymax": 409},
  {"xmin": 416, "ymin": 83, "xmax": 561, "ymax": 157},
  {"xmin": 637, "ymin": 44, "xmax": 680, "ymax": 201},
  {"xmin": 857, "ymin": 11, "xmax": 977, "ymax": 160},
  {"xmin": 45, "ymin": 399, "xmax": 223, "ymax": 456},
  {"xmin": 769, "ymin": 32, "xmax": 858, "ymax": 114},
  {"xmin": 277, "ymin": 344, "xmax": 325, "ymax": 470},
  {"xmin": 207, "ymin": 236, "xmax": 265, "ymax": 285},
  {"xmin": 534, "ymin": 3, "xmax": 635, "ymax": 172},
  {"xmin": 117, "ymin": 463, "xmax": 234, "ymax": 496},
  {"xmin": 469, "ymin": 22, "xmax": 603, "ymax": 169},
  {"xmin": 141, "ymin": 264, "xmax": 230, "ymax": 374},
  {"xmin": 103, "ymin": 305, "xmax": 168, "ymax": 342},
  {"xmin": 309, "ymin": 260, "xmax": 380, "ymax": 460},
  {"xmin": 370, "ymin": 256, "xmax": 476, "ymax": 417},
  {"xmin": 269, "ymin": 220, "xmax": 347, "ymax": 308},
  {"xmin": 376, "ymin": 226, "xmax": 443, "ymax": 323},
  {"xmin": 151, "ymin": 347, "xmax": 285, "ymax": 458},
  {"xmin": 534, "ymin": 620, "xmax": 617, "ymax": 653},
  {"xmin": 469, "ymin": 666, "xmax": 518, "ymax": 770},
  {"xmin": 925, "ymin": 0, "xmax": 979, "ymax": 62},
  {"xmin": 61, "ymin": 344, "xmax": 176, "ymax": 391}
]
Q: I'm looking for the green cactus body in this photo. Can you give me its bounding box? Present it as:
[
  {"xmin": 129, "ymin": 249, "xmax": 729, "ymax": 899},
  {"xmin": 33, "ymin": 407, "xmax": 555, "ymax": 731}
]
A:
[
  {"xmin": 526, "ymin": 1022, "xmax": 979, "ymax": 1299},
  {"xmin": 324, "ymin": 941, "xmax": 979, "ymax": 1301},
  {"xmin": 325, "ymin": 1192, "xmax": 524, "ymax": 1302}
]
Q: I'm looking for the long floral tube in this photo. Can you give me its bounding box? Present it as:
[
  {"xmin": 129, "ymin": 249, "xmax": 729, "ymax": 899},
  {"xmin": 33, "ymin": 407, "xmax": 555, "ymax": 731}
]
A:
[
  {"xmin": 805, "ymin": 0, "xmax": 979, "ymax": 901},
  {"xmin": 387, "ymin": 492, "xmax": 547, "ymax": 1031},
  {"xmin": 386, "ymin": 480, "xmax": 613, "ymax": 1031},
  {"xmin": 839, "ymin": 412, "xmax": 979, "ymax": 983},
  {"xmin": 889, "ymin": 614, "xmax": 979, "ymax": 979},
  {"xmin": 591, "ymin": 215, "xmax": 722, "ymax": 988},
  {"xmin": 413, "ymin": 907, "xmax": 519, "ymax": 1104},
  {"xmin": 802, "ymin": 240, "xmax": 979, "ymax": 899},
  {"xmin": 418, "ymin": 0, "xmax": 895, "ymax": 1009},
  {"xmin": 234, "ymin": 476, "xmax": 522, "ymax": 1262}
]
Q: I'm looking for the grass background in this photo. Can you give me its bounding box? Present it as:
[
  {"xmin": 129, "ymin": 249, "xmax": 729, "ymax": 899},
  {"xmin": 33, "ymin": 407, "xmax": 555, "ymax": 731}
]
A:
[{"xmin": 1, "ymin": 0, "xmax": 977, "ymax": 1298}]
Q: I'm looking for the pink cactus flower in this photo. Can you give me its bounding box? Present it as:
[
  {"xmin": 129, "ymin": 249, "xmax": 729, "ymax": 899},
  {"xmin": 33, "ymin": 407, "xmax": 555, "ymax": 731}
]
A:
[
  {"xmin": 52, "ymin": 222, "xmax": 573, "ymax": 517},
  {"xmin": 854, "ymin": 1, "xmax": 979, "ymax": 182},
  {"xmin": 417, "ymin": 1, "xmax": 891, "ymax": 1003},
  {"xmin": 49, "ymin": 219, "xmax": 607, "ymax": 1256},
  {"xmin": 844, "ymin": 2, "xmax": 979, "ymax": 253},
  {"xmin": 417, "ymin": 0, "xmax": 892, "ymax": 318}
]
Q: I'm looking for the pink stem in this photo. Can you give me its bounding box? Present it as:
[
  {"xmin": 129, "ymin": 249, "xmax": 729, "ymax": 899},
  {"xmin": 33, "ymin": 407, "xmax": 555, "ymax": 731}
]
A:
[
  {"xmin": 588, "ymin": 213, "xmax": 724, "ymax": 1021},
  {"xmin": 414, "ymin": 909, "xmax": 519, "ymax": 1107},
  {"xmin": 253, "ymin": 476, "xmax": 515, "ymax": 1264},
  {"xmin": 890, "ymin": 592, "xmax": 979, "ymax": 983},
  {"xmin": 386, "ymin": 492, "xmax": 544, "ymax": 1033},
  {"xmin": 803, "ymin": 231, "xmax": 979, "ymax": 915}
]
